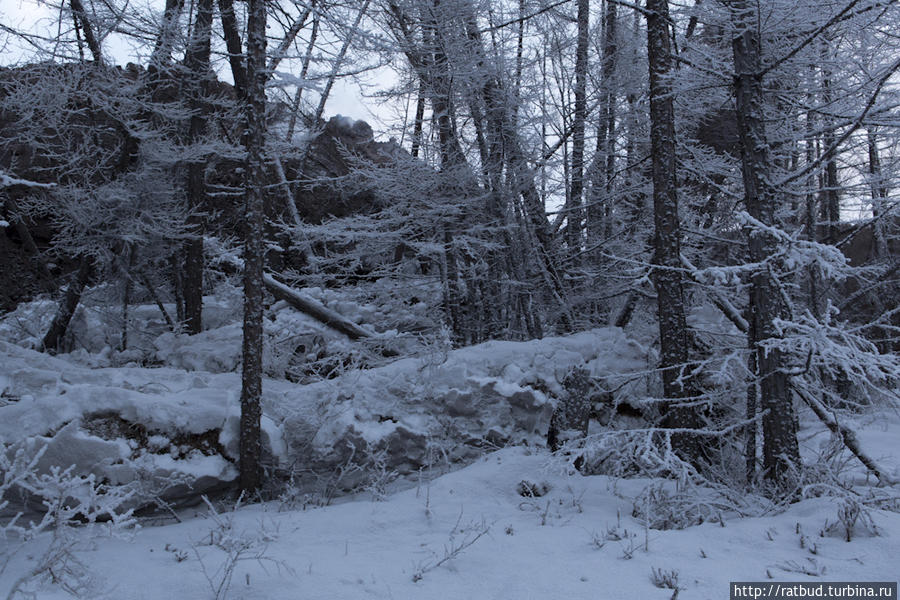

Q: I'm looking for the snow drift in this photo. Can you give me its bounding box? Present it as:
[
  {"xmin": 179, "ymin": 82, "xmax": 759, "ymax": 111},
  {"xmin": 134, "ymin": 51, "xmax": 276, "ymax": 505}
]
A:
[{"xmin": 0, "ymin": 328, "xmax": 649, "ymax": 511}]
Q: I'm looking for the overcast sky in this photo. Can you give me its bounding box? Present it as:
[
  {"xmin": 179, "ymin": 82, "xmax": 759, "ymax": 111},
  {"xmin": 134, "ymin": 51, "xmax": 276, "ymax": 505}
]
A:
[{"xmin": 0, "ymin": 0, "xmax": 396, "ymax": 133}]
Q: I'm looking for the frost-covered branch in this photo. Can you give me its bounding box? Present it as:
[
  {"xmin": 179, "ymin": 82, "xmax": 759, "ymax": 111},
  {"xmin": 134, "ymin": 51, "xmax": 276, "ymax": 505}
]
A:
[{"xmin": 0, "ymin": 170, "xmax": 55, "ymax": 190}]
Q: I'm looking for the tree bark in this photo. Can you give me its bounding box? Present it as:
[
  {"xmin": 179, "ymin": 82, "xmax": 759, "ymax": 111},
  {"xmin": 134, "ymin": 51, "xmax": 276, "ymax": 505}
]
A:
[
  {"xmin": 646, "ymin": 0, "xmax": 704, "ymax": 463},
  {"xmin": 239, "ymin": 0, "xmax": 267, "ymax": 494},
  {"xmin": 218, "ymin": 0, "xmax": 249, "ymax": 97},
  {"xmin": 589, "ymin": 0, "xmax": 618, "ymax": 244},
  {"xmin": 727, "ymin": 0, "xmax": 800, "ymax": 487},
  {"xmin": 410, "ymin": 79, "xmax": 427, "ymax": 158},
  {"xmin": 866, "ymin": 129, "xmax": 890, "ymax": 260},
  {"xmin": 182, "ymin": 0, "xmax": 215, "ymax": 336},
  {"xmin": 70, "ymin": 0, "xmax": 103, "ymax": 63},
  {"xmin": 148, "ymin": 0, "xmax": 184, "ymax": 78},
  {"xmin": 820, "ymin": 54, "xmax": 841, "ymax": 243},
  {"xmin": 41, "ymin": 258, "xmax": 93, "ymax": 353},
  {"xmin": 566, "ymin": 0, "xmax": 589, "ymax": 257}
]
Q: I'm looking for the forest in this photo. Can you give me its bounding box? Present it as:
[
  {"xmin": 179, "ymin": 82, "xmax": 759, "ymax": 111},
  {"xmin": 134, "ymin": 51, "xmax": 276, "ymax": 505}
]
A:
[{"xmin": 0, "ymin": 0, "xmax": 899, "ymax": 597}]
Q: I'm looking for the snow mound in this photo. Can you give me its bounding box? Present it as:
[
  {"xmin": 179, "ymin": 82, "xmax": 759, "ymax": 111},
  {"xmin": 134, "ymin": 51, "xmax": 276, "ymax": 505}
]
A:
[
  {"xmin": 1, "ymin": 328, "xmax": 648, "ymax": 509},
  {"xmin": 274, "ymin": 328, "xmax": 649, "ymax": 491}
]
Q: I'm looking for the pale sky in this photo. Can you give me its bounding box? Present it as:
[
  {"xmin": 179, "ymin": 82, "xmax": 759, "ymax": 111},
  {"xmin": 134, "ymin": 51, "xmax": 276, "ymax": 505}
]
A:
[{"xmin": 0, "ymin": 0, "xmax": 396, "ymax": 132}]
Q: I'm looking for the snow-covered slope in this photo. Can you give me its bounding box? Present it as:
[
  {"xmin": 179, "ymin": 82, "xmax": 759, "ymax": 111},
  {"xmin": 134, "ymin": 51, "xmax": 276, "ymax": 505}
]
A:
[
  {"xmin": 0, "ymin": 328, "xmax": 650, "ymax": 510},
  {"xmin": 2, "ymin": 446, "xmax": 899, "ymax": 599}
]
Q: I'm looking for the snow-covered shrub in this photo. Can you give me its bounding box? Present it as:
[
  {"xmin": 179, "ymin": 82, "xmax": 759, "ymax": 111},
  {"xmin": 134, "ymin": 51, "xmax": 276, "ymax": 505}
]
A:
[
  {"xmin": 1, "ymin": 442, "xmax": 136, "ymax": 538},
  {"xmin": 650, "ymin": 567, "xmax": 680, "ymax": 590},
  {"xmin": 631, "ymin": 483, "xmax": 719, "ymax": 531},
  {"xmin": 575, "ymin": 430, "xmax": 692, "ymax": 479},
  {"xmin": 191, "ymin": 495, "xmax": 287, "ymax": 600},
  {"xmin": 1, "ymin": 440, "xmax": 136, "ymax": 598}
]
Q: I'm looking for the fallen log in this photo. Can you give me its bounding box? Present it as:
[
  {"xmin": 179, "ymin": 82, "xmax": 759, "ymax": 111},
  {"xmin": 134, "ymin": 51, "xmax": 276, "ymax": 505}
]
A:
[
  {"xmin": 792, "ymin": 385, "xmax": 895, "ymax": 485},
  {"xmin": 214, "ymin": 253, "xmax": 371, "ymax": 340},
  {"xmin": 262, "ymin": 273, "xmax": 371, "ymax": 340}
]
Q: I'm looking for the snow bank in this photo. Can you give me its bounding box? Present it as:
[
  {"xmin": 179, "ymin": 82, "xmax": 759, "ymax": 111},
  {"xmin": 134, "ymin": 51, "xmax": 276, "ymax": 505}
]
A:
[
  {"xmin": 1, "ymin": 328, "xmax": 649, "ymax": 509},
  {"xmin": 5, "ymin": 446, "xmax": 899, "ymax": 599},
  {"xmin": 1, "ymin": 341, "xmax": 259, "ymax": 512},
  {"xmin": 274, "ymin": 328, "xmax": 649, "ymax": 490}
]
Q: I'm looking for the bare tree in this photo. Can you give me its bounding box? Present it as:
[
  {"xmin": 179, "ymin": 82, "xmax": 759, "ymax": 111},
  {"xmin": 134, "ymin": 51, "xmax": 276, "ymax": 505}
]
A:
[
  {"xmin": 181, "ymin": 0, "xmax": 215, "ymax": 335},
  {"xmin": 239, "ymin": 0, "xmax": 268, "ymax": 494},
  {"xmin": 725, "ymin": 0, "xmax": 800, "ymax": 486},
  {"xmin": 645, "ymin": 0, "xmax": 704, "ymax": 462}
]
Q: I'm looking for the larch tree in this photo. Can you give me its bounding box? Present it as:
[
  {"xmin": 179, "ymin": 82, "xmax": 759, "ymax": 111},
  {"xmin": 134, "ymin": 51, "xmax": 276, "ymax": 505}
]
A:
[
  {"xmin": 181, "ymin": 0, "xmax": 215, "ymax": 336},
  {"xmin": 724, "ymin": 0, "xmax": 801, "ymax": 485},
  {"xmin": 645, "ymin": 0, "xmax": 704, "ymax": 462},
  {"xmin": 239, "ymin": 0, "xmax": 269, "ymax": 493}
]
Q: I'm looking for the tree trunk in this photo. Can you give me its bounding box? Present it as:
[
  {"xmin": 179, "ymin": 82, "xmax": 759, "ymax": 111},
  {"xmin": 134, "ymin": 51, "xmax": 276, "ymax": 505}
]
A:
[
  {"xmin": 239, "ymin": 0, "xmax": 267, "ymax": 494},
  {"xmin": 727, "ymin": 0, "xmax": 800, "ymax": 488},
  {"xmin": 745, "ymin": 314, "xmax": 758, "ymax": 483},
  {"xmin": 182, "ymin": 0, "xmax": 215, "ymax": 336},
  {"xmin": 218, "ymin": 0, "xmax": 249, "ymax": 96},
  {"xmin": 171, "ymin": 253, "xmax": 185, "ymax": 326},
  {"xmin": 121, "ymin": 246, "xmax": 137, "ymax": 351},
  {"xmin": 588, "ymin": 0, "xmax": 618, "ymax": 245},
  {"xmin": 41, "ymin": 258, "xmax": 93, "ymax": 353},
  {"xmin": 286, "ymin": 8, "xmax": 320, "ymax": 143},
  {"xmin": 646, "ymin": 0, "xmax": 704, "ymax": 463},
  {"xmin": 805, "ymin": 99, "xmax": 823, "ymax": 319},
  {"xmin": 148, "ymin": 0, "xmax": 184, "ymax": 78},
  {"xmin": 312, "ymin": 0, "xmax": 371, "ymax": 125},
  {"xmin": 70, "ymin": 0, "xmax": 103, "ymax": 63},
  {"xmin": 410, "ymin": 79, "xmax": 427, "ymax": 158},
  {"xmin": 566, "ymin": 0, "xmax": 589, "ymax": 258},
  {"xmin": 866, "ymin": 129, "xmax": 890, "ymax": 260},
  {"xmin": 820, "ymin": 54, "xmax": 841, "ymax": 243}
]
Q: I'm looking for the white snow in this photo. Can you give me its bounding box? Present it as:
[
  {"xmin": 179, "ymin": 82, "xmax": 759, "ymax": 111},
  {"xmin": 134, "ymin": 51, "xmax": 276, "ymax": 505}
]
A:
[
  {"xmin": 2, "ymin": 325, "xmax": 898, "ymax": 599},
  {"xmin": 2, "ymin": 446, "xmax": 899, "ymax": 599}
]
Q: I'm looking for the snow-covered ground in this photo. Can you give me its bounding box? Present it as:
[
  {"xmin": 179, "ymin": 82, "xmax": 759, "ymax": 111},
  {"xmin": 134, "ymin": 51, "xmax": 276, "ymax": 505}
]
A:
[
  {"xmin": 2, "ymin": 444, "xmax": 899, "ymax": 599},
  {"xmin": 2, "ymin": 302, "xmax": 898, "ymax": 599}
]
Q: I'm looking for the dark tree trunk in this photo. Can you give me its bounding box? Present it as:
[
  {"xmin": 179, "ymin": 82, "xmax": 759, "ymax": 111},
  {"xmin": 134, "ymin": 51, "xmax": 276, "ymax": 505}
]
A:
[
  {"xmin": 182, "ymin": 0, "xmax": 214, "ymax": 336},
  {"xmin": 121, "ymin": 246, "xmax": 137, "ymax": 351},
  {"xmin": 587, "ymin": 0, "xmax": 618, "ymax": 258},
  {"xmin": 820, "ymin": 60, "xmax": 841, "ymax": 244},
  {"xmin": 70, "ymin": 0, "xmax": 103, "ymax": 63},
  {"xmin": 218, "ymin": 0, "xmax": 249, "ymax": 96},
  {"xmin": 727, "ymin": 0, "xmax": 800, "ymax": 488},
  {"xmin": 42, "ymin": 258, "xmax": 93, "ymax": 353},
  {"xmin": 805, "ymin": 101, "xmax": 823, "ymax": 319},
  {"xmin": 148, "ymin": 0, "xmax": 184, "ymax": 78},
  {"xmin": 745, "ymin": 314, "xmax": 758, "ymax": 483},
  {"xmin": 566, "ymin": 0, "xmax": 589, "ymax": 257},
  {"xmin": 867, "ymin": 129, "xmax": 890, "ymax": 260},
  {"xmin": 171, "ymin": 253, "xmax": 185, "ymax": 326},
  {"xmin": 410, "ymin": 79, "xmax": 427, "ymax": 158},
  {"xmin": 239, "ymin": 0, "xmax": 267, "ymax": 494},
  {"xmin": 646, "ymin": 0, "xmax": 704, "ymax": 462}
]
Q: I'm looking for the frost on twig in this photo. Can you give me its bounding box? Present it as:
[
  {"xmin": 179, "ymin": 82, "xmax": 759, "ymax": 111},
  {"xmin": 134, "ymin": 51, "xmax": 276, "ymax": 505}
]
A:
[
  {"xmin": 411, "ymin": 512, "xmax": 490, "ymax": 582},
  {"xmin": 1, "ymin": 441, "xmax": 135, "ymax": 598},
  {"xmin": 0, "ymin": 170, "xmax": 56, "ymax": 190}
]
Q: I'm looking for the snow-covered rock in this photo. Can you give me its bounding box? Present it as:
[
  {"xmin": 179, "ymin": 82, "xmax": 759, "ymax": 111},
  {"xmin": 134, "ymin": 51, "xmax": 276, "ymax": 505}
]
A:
[
  {"xmin": 0, "ymin": 328, "xmax": 650, "ymax": 510},
  {"xmin": 274, "ymin": 328, "xmax": 649, "ymax": 491}
]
